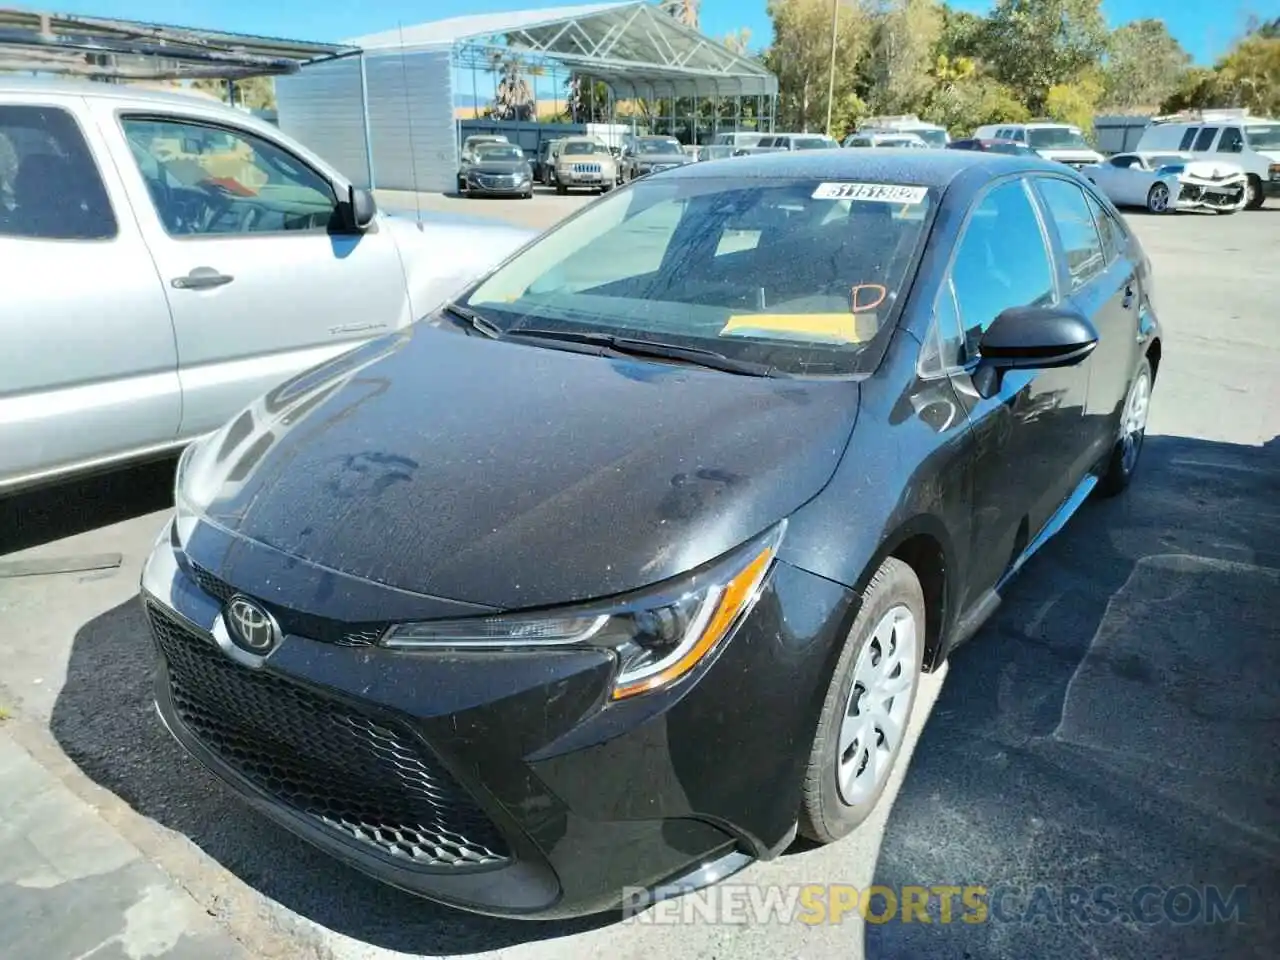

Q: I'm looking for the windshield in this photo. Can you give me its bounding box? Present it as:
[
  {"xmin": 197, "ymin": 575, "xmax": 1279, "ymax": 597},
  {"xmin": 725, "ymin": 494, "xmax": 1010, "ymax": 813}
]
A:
[
  {"xmin": 458, "ymin": 176, "xmax": 936, "ymax": 376},
  {"xmin": 562, "ymin": 142, "xmax": 602, "ymax": 156},
  {"xmin": 638, "ymin": 139, "xmax": 683, "ymax": 155},
  {"xmin": 1245, "ymin": 124, "xmax": 1280, "ymax": 150},
  {"xmin": 1027, "ymin": 127, "xmax": 1090, "ymax": 150},
  {"xmin": 912, "ymin": 128, "xmax": 949, "ymax": 148},
  {"xmin": 477, "ymin": 145, "xmax": 524, "ymax": 162}
]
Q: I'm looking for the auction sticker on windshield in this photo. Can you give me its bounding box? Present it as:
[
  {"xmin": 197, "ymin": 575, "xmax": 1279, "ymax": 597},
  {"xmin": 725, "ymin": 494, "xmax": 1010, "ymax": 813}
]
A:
[{"xmin": 812, "ymin": 182, "xmax": 928, "ymax": 203}]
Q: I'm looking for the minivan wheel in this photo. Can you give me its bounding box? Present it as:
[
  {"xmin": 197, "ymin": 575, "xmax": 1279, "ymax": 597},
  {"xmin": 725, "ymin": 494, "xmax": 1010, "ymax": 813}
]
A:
[
  {"xmin": 1097, "ymin": 357, "xmax": 1152, "ymax": 498},
  {"xmin": 798, "ymin": 556, "xmax": 924, "ymax": 844}
]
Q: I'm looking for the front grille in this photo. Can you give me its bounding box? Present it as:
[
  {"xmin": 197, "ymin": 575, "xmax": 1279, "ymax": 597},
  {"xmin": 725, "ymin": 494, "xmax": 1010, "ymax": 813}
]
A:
[
  {"xmin": 187, "ymin": 562, "xmax": 380, "ymax": 648},
  {"xmin": 571, "ymin": 162, "xmax": 602, "ymax": 174},
  {"xmin": 147, "ymin": 602, "xmax": 510, "ymax": 870},
  {"xmin": 477, "ymin": 174, "xmax": 518, "ymax": 189}
]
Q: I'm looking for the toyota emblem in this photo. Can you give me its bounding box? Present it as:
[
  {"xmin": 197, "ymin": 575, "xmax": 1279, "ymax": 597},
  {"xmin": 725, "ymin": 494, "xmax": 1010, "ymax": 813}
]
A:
[{"xmin": 224, "ymin": 596, "xmax": 279, "ymax": 654}]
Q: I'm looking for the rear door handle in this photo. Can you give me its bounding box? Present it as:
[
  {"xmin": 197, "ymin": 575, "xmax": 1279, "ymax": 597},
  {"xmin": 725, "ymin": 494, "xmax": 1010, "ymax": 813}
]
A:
[
  {"xmin": 172, "ymin": 267, "xmax": 234, "ymax": 290},
  {"xmin": 1121, "ymin": 281, "xmax": 1135, "ymax": 309}
]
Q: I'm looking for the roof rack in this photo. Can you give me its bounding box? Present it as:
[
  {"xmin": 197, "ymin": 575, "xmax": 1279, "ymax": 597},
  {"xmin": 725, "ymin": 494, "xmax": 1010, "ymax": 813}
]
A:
[{"xmin": 1151, "ymin": 107, "xmax": 1252, "ymax": 124}]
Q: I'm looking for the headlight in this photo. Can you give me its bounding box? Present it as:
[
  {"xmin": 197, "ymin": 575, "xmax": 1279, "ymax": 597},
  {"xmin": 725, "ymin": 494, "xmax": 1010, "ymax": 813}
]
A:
[{"xmin": 380, "ymin": 524, "xmax": 784, "ymax": 700}]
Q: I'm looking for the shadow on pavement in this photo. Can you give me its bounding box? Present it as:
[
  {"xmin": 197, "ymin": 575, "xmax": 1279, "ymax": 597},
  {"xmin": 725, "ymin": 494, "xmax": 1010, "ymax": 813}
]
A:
[
  {"xmin": 0, "ymin": 457, "xmax": 177, "ymax": 555},
  {"xmin": 866, "ymin": 434, "xmax": 1280, "ymax": 960}
]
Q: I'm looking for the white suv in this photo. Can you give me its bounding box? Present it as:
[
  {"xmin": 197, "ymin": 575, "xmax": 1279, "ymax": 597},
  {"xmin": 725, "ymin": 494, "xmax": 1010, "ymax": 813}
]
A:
[
  {"xmin": 1134, "ymin": 109, "xmax": 1280, "ymax": 210},
  {"xmin": 972, "ymin": 122, "xmax": 1104, "ymax": 170}
]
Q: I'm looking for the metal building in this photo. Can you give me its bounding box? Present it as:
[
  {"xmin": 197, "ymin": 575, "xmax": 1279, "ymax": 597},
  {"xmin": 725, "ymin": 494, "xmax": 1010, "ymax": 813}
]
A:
[{"xmin": 274, "ymin": 1, "xmax": 777, "ymax": 194}]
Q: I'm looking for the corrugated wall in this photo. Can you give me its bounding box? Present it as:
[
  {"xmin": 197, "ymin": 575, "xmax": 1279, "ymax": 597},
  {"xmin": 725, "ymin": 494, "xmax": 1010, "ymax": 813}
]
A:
[
  {"xmin": 364, "ymin": 46, "xmax": 457, "ymax": 193},
  {"xmin": 275, "ymin": 54, "xmax": 371, "ymax": 187}
]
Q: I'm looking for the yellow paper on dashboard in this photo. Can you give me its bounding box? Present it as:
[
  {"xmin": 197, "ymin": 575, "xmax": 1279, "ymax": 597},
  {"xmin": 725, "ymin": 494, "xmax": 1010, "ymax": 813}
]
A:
[{"xmin": 719, "ymin": 313, "xmax": 869, "ymax": 343}]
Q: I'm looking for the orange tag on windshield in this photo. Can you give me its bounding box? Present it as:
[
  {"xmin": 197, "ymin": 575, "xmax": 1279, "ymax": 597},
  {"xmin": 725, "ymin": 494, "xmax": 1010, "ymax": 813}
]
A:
[{"xmin": 851, "ymin": 284, "xmax": 887, "ymax": 313}]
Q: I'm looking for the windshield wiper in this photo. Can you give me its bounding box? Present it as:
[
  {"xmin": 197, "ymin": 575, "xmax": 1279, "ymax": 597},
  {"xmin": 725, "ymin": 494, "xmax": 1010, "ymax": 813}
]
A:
[
  {"xmin": 508, "ymin": 327, "xmax": 776, "ymax": 377},
  {"xmin": 442, "ymin": 302, "xmax": 502, "ymax": 339}
]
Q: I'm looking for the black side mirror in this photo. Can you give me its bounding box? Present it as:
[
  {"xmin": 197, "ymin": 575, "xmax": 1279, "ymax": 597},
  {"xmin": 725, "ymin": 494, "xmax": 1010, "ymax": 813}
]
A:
[
  {"xmin": 973, "ymin": 305, "xmax": 1098, "ymax": 397},
  {"xmin": 346, "ymin": 185, "xmax": 376, "ymax": 231}
]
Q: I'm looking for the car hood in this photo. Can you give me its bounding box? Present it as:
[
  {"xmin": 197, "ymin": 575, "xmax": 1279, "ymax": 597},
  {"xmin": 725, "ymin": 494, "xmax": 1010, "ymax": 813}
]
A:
[
  {"xmin": 378, "ymin": 214, "xmax": 536, "ymax": 319},
  {"xmin": 470, "ymin": 161, "xmax": 529, "ymax": 174},
  {"xmin": 1179, "ymin": 160, "xmax": 1247, "ymax": 182},
  {"xmin": 181, "ymin": 325, "xmax": 860, "ymax": 610}
]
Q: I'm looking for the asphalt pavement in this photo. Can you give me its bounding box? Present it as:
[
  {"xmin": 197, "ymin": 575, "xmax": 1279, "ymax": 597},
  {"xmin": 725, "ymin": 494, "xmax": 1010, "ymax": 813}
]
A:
[{"xmin": 0, "ymin": 193, "xmax": 1276, "ymax": 960}]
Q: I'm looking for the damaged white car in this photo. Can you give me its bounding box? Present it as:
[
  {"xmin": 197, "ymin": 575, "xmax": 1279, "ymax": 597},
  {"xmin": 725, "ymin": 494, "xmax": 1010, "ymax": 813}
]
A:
[{"xmin": 1081, "ymin": 152, "xmax": 1248, "ymax": 214}]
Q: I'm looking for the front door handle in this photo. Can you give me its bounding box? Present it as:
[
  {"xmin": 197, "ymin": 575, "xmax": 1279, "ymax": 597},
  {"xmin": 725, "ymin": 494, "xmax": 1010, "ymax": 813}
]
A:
[
  {"xmin": 172, "ymin": 267, "xmax": 234, "ymax": 290},
  {"xmin": 1121, "ymin": 282, "xmax": 1135, "ymax": 309}
]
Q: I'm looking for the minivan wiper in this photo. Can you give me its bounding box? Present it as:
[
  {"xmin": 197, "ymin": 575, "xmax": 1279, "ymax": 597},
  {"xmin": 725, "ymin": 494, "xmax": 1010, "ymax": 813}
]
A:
[
  {"xmin": 508, "ymin": 327, "xmax": 776, "ymax": 377},
  {"xmin": 442, "ymin": 302, "xmax": 502, "ymax": 339}
]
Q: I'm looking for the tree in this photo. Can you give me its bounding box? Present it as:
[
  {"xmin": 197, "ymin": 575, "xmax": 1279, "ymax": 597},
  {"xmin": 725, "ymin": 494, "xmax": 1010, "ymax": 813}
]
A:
[
  {"xmin": 1045, "ymin": 71, "xmax": 1104, "ymax": 132},
  {"xmin": 1101, "ymin": 20, "xmax": 1191, "ymax": 111},
  {"xmin": 723, "ymin": 27, "xmax": 752, "ymax": 55},
  {"xmin": 659, "ymin": 0, "xmax": 700, "ymax": 29},
  {"xmin": 565, "ymin": 74, "xmax": 610, "ymax": 123},
  {"xmin": 979, "ymin": 0, "xmax": 1109, "ymax": 113},
  {"xmin": 1215, "ymin": 35, "xmax": 1280, "ymax": 115},
  {"xmin": 922, "ymin": 54, "xmax": 1031, "ymax": 134},
  {"xmin": 765, "ymin": 0, "xmax": 874, "ymax": 134},
  {"xmin": 190, "ymin": 75, "xmax": 276, "ymax": 110},
  {"xmin": 489, "ymin": 53, "xmax": 535, "ymax": 121},
  {"xmin": 936, "ymin": 5, "xmax": 985, "ymax": 60},
  {"xmin": 866, "ymin": 0, "xmax": 944, "ymax": 114},
  {"xmin": 1160, "ymin": 67, "xmax": 1223, "ymax": 112}
]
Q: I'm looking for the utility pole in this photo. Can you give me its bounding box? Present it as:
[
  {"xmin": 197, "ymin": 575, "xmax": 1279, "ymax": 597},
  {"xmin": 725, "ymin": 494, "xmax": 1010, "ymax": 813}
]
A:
[{"xmin": 825, "ymin": 0, "xmax": 839, "ymax": 137}]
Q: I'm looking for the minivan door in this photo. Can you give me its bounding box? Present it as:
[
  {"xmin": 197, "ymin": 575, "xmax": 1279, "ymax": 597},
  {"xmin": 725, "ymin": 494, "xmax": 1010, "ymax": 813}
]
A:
[{"xmin": 91, "ymin": 106, "xmax": 410, "ymax": 437}]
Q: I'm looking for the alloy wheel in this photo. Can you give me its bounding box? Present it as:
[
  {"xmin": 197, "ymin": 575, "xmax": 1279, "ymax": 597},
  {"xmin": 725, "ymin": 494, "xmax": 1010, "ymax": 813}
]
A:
[
  {"xmin": 1120, "ymin": 368, "xmax": 1151, "ymax": 474},
  {"xmin": 836, "ymin": 604, "xmax": 918, "ymax": 806},
  {"xmin": 1147, "ymin": 183, "xmax": 1170, "ymax": 214}
]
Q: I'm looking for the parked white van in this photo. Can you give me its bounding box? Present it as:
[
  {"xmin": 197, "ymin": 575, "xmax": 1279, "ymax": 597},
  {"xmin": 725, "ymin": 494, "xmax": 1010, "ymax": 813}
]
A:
[
  {"xmin": 972, "ymin": 121, "xmax": 1103, "ymax": 169},
  {"xmin": 856, "ymin": 115, "xmax": 949, "ymax": 148},
  {"xmin": 1134, "ymin": 108, "xmax": 1280, "ymax": 210}
]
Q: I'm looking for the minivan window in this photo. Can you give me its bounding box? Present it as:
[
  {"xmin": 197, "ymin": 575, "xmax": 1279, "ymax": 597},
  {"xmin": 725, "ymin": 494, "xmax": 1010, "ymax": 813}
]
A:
[
  {"xmin": 1035, "ymin": 178, "xmax": 1106, "ymax": 290},
  {"xmin": 1245, "ymin": 124, "xmax": 1280, "ymax": 149},
  {"xmin": 1026, "ymin": 127, "xmax": 1090, "ymax": 150},
  {"xmin": 1216, "ymin": 127, "xmax": 1245, "ymax": 153},
  {"xmin": 1178, "ymin": 127, "xmax": 1199, "ymax": 150},
  {"xmin": 949, "ymin": 179, "xmax": 1055, "ymax": 361},
  {"xmin": 0, "ymin": 105, "xmax": 116, "ymax": 240},
  {"xmin": 461, "ymin": 177, "xmax": 937, "ymax": 376},
  {"xmin": 1192, "ymin": 127, "xmax": 1218, "ymax": 151}
]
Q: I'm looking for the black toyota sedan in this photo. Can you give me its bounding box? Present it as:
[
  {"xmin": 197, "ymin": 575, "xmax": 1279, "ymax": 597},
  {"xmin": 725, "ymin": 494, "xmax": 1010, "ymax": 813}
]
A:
[{"xmin": 143, "ymin": 150, "xmax": 1160, "ymax": 920}]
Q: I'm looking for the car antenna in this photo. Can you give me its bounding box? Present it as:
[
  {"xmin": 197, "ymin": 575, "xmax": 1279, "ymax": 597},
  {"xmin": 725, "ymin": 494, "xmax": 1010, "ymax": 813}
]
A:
[{"xmin": 397, "ymin": 21, "xmax": 424, "ymax": 231}]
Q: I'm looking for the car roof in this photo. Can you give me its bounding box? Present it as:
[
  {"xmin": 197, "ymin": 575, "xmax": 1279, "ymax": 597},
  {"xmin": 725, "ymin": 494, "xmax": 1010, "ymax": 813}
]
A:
[
  {"xmin": 674, "ymin": 149, "xmax": 1061, "ymax": 189},
  {"xmin": 0, "ymin": 75, "xmax": 251, "ymax": 113}
]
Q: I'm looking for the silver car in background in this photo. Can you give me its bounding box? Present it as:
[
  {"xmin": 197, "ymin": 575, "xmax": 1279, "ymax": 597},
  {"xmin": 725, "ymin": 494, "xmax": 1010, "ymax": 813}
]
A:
[{"xmin": 1, "ymin": 78, "xmax": 532, "ymax": 494}]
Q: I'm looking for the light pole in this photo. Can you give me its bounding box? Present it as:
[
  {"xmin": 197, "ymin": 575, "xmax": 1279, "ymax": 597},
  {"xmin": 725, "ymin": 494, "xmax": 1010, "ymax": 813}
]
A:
[{"xmin": 825, "ymin": 0, "xmax": 839, "ymax": 137}]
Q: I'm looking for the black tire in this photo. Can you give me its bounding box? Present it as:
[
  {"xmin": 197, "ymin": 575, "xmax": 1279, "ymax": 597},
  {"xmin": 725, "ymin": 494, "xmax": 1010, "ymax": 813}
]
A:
[
  {"xmin": 1245, "ymin": 175, "xmax": 1265, "ymax": 211},
  {"xmin": 555, "ymin": 183, "xmax": 568, "ymax": 196},
  {"xmin": 522, "ymin": 190, "xmax": 533, "ymax": 200},
  {"xmin": 1146, "ymin": 182, "xmax": 1171, "ymax": 214},
  {"xmin": 1096, "ymin": 356, "xmax": 1153, "ymax": 498},
  {"xmin": 798, "ymin": 556, "xmax": 925, "ymax": 844}
]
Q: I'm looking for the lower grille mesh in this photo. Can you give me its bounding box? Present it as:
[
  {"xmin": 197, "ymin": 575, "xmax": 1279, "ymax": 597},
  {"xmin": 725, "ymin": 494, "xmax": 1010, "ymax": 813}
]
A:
[{"xmin": 147, "ymin": 602, "xmax": 510, "ymax": 869}]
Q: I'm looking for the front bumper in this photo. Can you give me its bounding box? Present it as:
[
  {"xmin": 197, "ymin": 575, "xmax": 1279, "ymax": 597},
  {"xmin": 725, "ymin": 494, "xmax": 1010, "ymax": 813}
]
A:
[
  {"xmin": 140, "ymin": 520, "xmax": 854, "ymax": 918},
  {"xmin": 1176, "ymin": 177, "xmax": 1248, "ymax": 212}
]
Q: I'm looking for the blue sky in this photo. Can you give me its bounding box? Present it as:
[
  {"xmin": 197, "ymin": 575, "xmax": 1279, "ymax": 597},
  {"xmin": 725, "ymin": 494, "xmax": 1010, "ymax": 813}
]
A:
[{"xmin": 25, "ymin": 0, "xmax": 1280, "ymax": 64}]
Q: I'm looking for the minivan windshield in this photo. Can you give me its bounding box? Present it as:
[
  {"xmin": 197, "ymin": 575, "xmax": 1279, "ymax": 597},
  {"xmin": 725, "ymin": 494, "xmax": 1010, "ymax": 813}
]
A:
[
  {"xmin": 459, "ymin": 177, "xmax": 936, "ymax": 376},
  {"xmin": 1027, "ymin": 127, "xmax": 1090, "ymax": 149},
  {"xmin": 910, "ymin": 128, "xmax": 949, "ymax": 148},
  {"xmin": 1245, "ymin": 124, "xmax": 1280, "ymax": 149},
  {"xmin": 637, "ymin": 139, "xmax": 683, "ymax": 155}
]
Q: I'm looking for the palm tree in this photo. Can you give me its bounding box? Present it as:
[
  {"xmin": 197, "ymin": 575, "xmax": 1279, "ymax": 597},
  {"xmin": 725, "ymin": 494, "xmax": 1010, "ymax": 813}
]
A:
[
  {"xmin": 659, "ymin": 0, "xmax": 700, "ymax": 30},
  {"xmin": 489, "ymin": 52, "xmax": 535, "ymax": 121}
]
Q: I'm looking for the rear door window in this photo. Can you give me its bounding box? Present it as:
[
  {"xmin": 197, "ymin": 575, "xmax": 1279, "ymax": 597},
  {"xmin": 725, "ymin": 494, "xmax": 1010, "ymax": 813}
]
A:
[
  {"xmin": 0, "ymin": 105, "xmax": 116, "ymax": 240},
  {"xmin": 1178, "ymin": 127, "xmax": 1199, "ymax": 150},
  {"xmin": 1216, "ymin": 127, "xmax": 1244, "ymax": 153},
  {"xmin": 1192, "ymin": 127, "xmax": 1218, "ymax": 151}
]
